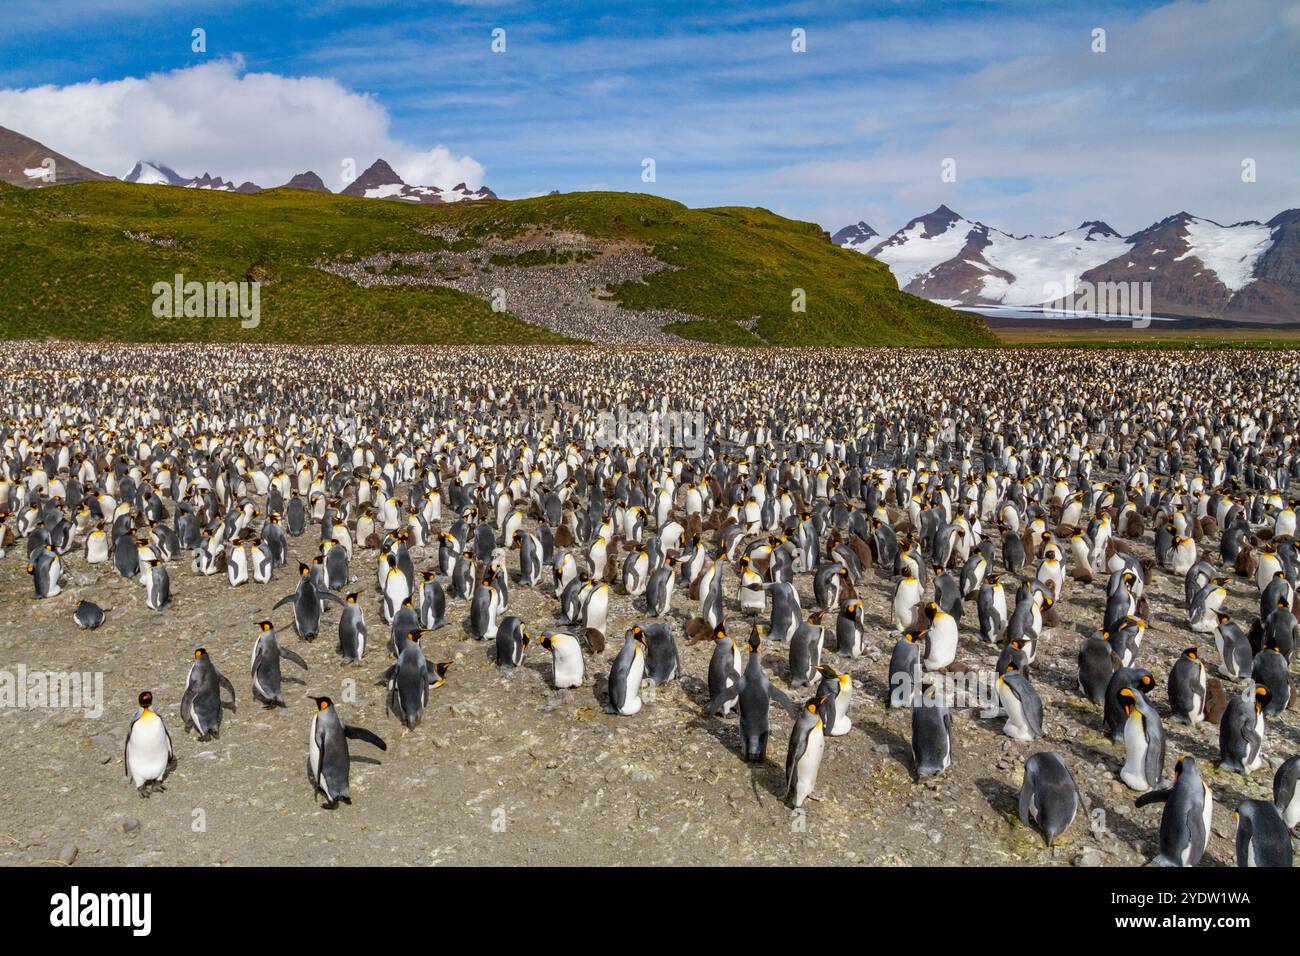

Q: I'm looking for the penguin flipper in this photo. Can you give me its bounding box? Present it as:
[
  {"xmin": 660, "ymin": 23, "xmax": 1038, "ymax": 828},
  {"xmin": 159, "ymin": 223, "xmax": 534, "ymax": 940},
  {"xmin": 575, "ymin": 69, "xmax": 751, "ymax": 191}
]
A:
[
  {"xmin": 317, "ymin": 590, "xmax": 344, "ymax": 606},
  {"xmin": 344, "ymin": 725, "xmax": 387, "ymax": 751},
  {"xmin": 1185, "ymin": 803, "xmax": 1207, "ymax": 864},
  {"xmin": 1017, "ymin": 773, "xmax": 1038, "ymax": 828},
  {"xmin": 281, "ymin": 647, "xmax": 309, "ymax": 669},
  {"xmin": 1134, "ymin": 787, "xmax": 1172, "ymax": 808},
  {"xmin": 272, "ymin": 593, "xmax": 296, "ymax": 611},
  {"xmin": 311, "ymin": 724, "xmax": 327, "ymax": 797},
  {"xmin": 769, "ymin": 685, "xmax": 801, "ymax": 719},
  {"xmin": 784, "ymin": 723, "xmax": 809, "ymax": 796},
  {"xmin": 704, "ymin": 680, "xmax": 742, "ymax": 715},
  {"xmin": 378, "ymin": 664, "xmax": 397, "ymax": 685},
  {"xmin": 180, "ymin": 682, "xmax": 196, "ymax": 731},
  {"xmin": 218, "ymin": 673, "xmax": 237, "ymax": 705}
]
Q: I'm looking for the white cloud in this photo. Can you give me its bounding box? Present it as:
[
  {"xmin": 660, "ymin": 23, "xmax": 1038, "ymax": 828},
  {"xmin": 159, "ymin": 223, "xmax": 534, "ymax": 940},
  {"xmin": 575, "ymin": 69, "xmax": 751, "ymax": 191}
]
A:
[{"xmin": 0, "ymin": 56, "xmax": 485, "ymax": 190}]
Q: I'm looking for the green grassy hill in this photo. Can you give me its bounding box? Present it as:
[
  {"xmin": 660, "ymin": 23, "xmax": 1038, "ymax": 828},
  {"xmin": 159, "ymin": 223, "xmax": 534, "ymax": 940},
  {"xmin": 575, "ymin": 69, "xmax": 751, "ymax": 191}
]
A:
[{"xmin": 0, "ymin": 181, "xmax": 994, "ymax": 346}]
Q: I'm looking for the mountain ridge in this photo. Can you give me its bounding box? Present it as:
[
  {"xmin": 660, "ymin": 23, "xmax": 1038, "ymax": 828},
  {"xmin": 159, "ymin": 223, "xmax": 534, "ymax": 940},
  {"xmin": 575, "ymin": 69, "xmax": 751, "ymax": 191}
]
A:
[{"xmin": 836, "ymin": 204, "xmax": 1300, "ymax": 322}]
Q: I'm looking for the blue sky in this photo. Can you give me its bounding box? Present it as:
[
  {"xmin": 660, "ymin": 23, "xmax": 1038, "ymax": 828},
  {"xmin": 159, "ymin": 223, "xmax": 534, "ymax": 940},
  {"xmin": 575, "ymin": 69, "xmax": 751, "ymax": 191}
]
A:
[{"xmin": 1, "ymin": 0, "xmax": 1296, "ymax": 235}]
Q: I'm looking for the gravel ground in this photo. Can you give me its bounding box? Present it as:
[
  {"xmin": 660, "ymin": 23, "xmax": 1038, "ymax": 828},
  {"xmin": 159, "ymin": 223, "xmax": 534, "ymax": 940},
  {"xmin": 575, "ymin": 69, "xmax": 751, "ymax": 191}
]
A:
[
  {"xmin": 0, "ymin": 344, "xmax": 1295, "ymax": 868},
  {"xmin": 1, "ymin": 509, "xmax": 1292, "ymax": 867},
  {"xmin": 317, "ymin": 228, "xmax": 702, "ymax": 344}
]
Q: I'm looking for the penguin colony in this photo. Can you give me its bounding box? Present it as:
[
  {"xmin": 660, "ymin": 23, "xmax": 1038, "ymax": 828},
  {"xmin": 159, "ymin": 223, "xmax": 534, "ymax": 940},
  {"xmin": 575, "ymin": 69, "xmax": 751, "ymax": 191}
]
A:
[{"xmin": 4, "ymin": 342, "xmax": 1300, "ymax": 866}]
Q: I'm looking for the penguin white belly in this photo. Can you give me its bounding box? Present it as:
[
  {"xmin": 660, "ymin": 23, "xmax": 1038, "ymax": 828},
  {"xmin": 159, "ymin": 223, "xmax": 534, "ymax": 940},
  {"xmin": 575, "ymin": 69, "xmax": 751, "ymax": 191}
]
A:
[
  {"xmin": 998, "ymin": 686, "xmax": 1033, "ymax": 740},
  {"xmin": 308, "ymin": 716, "xmax": 329, "ymax": 799},
  {"xmin": 1197, "ymin": 785, "xmax": 1213, "ymax": 860},
  {"xmin": 86, "ymin": 534, "xmax": 108, "ymax": 563},
  {"xmin": 893, "ymin": 596, "xmax": 918, "ymax": 632},
  {"xmin": 829, "ymin": 694, "xmax": 851, "ymax": 736},
  {"xmin": 1120, "ymin": 719, "xmax": 1150, "ymax": 791},
  {"xmin": 1283, "ymin": 791, "xmax": 1300, "ymax": 830},
  {"xmin": 1245, "ymin": 713, "xmax": 1265, "ymax": 772},
  {"xmin": 722, "ymin": 650, "xmax": 742, "ymax": 717},
  {"xmin": 793, "ymin": 730, "xmax": 825, "ymax": 807},
  {"xmin": 924, "ymin": 623, "xmax": 957, "ymax": 671},
  {"xmin": 126, "ymin": 715, "xmax": 169, "ymax": 787},
  {"xmin": 617, "ymin": 653, "xmax": 646, "ymax": 716},
  {"xmin": 552, "ymin": 646, "xmax": 584, "ymax": 689}
]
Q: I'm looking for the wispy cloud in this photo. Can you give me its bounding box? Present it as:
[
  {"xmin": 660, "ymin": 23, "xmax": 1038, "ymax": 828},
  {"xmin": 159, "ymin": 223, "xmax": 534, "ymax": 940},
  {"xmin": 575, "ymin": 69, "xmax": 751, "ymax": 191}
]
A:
[
  {"xmin": 0, "ymin": 0, "xmax": 1295, "ymax": 234},
  {"xmin": 0, "ymin": 57, "xmax": 484, "ymax": 189}
]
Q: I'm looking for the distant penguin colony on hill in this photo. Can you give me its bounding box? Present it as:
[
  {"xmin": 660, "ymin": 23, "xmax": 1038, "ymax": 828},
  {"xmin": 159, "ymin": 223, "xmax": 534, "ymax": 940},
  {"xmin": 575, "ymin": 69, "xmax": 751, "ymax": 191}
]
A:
[{"xmin": 3, "ymin": 342, "xmax": 1299, "ymax": 866}]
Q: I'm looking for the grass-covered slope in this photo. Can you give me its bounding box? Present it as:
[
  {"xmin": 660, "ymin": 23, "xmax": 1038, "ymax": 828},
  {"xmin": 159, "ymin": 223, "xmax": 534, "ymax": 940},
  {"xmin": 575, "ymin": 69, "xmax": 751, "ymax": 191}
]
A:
[{"xmin": 0, "ymin": 182, "xmax": 994, "ymax": 346}]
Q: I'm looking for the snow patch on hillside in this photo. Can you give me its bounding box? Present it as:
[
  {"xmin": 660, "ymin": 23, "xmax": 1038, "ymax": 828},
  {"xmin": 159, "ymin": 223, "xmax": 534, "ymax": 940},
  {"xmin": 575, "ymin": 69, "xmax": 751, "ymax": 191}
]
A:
[
  {"xmin": 1175, "ymin": 218, "xmax": 1273, "ymax": 291},
  {"xmin": 978, "ymin": 226, "xmax": 1132, "ymax": 306}
]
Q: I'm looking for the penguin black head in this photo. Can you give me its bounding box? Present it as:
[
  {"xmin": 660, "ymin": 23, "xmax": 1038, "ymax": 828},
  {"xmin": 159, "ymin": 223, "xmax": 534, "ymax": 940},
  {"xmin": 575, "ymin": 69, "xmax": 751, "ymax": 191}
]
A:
[
  {"xmin": 257, "ymin": 621, "xmax": 273, "ymax": 632},
  {"xmin": 309, "ymin": 695, "xmax": 333, "ymax": 710},
  {"xmin": 193, "ymin": 648, "xmax": 207, "ymax": 659},
  {"xmin": 138, "ymin": 691, "xmax": 153, "ymax": 710},
  {"xmin": 298, "ymin": 561, "xmax": 310, "ymax": 576},
  {"xmin": 1255, "ymin": 686, "xmax": 1273, "ymax": 711},
  {"xmin": 1183, "ymin": 647, "xmax": 1199, "ymax": 660},
  {"xmin": 346, "ymin": 591, "xmax": 360, "ymax": 603}
]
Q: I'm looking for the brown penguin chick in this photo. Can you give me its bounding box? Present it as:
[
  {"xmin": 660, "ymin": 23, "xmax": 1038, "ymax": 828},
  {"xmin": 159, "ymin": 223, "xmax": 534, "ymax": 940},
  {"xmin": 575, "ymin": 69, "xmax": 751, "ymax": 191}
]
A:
[
  {"xmin": 684, "ymin": 616, "xmax": 714, "ymax": 642},
  {"xmin": 1105, "ymin": 537, "xmax": 1134, "ymax": 562},
  {"xmin": 1235, "ymin": 543, "xmax": 1259, "ymax": 579},
  {"xmin": 582, "ymin": 627, "xmax": 606, "ymax": 655},
  {"xmin": 1040, "ymin": 597, "xmax": 1061, "ymax": 628},
  {"xmin": 1204, "ymin": 676, "xmax": 1228, "ymax": 724},
  {"xmin": 1137, "ymin": 557, "xmax": 1155, "ymax": 586},
  {"xmin": 848, "ymin": 532, "xmax": 873, "ymax": 569}
]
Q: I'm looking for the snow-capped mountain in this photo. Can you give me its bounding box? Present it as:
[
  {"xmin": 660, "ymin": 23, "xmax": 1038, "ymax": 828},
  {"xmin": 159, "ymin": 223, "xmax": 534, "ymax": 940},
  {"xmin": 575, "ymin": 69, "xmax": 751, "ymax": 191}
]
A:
[
  {"xmin": 340, "ymin": 159, "xmax": 496, "ymax": 204},
  {"xmin": 836, "ymin": 205, "xmax": 1300, "ymax": 322},
  {"xmin": 0, "ymin": 126, "xmax": 114, "ymax": 188},
  {"xmin": 124, "ymin": 161, "xmax": 260, "ymax": 193},
  {"xmin": 829, "ymin": 221, "xmax": 879, "ymax": 251},
  {"xmin": 3, "ymin": 125, "xmax": 496, "ymax": 206}
]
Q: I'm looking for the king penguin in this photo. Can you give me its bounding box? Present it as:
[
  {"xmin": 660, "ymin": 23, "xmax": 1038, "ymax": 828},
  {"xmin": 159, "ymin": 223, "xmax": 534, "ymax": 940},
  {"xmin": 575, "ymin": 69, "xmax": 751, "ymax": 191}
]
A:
[
  {"xmin": 1135, "ymin": 756, "xmax": 1212, "ymax": 867},
  {"xmin": 124, "ymin": 691, "xmax": 174, "ymax": 797},
  {"xmin": 307, "ymin": 696, "xmax": 387, "ymax": 808},
  {"xmin": 785, "ymin": 700, "xmax": 825, "ymax": 810},
  {"xmin": 180, "ymin": 648, "xmax": 237, "ymax": 742},
  {"xmin": 1234, "ymin": 799, "xmax": 1293, "ymax": 867},
  {"xmin": 1019, "ymin": 751, "xmax": 1079, "ymax": 847},
  {"xmin": 251, "ymin": 621, "xmax": 308, "ymax": 707}
]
